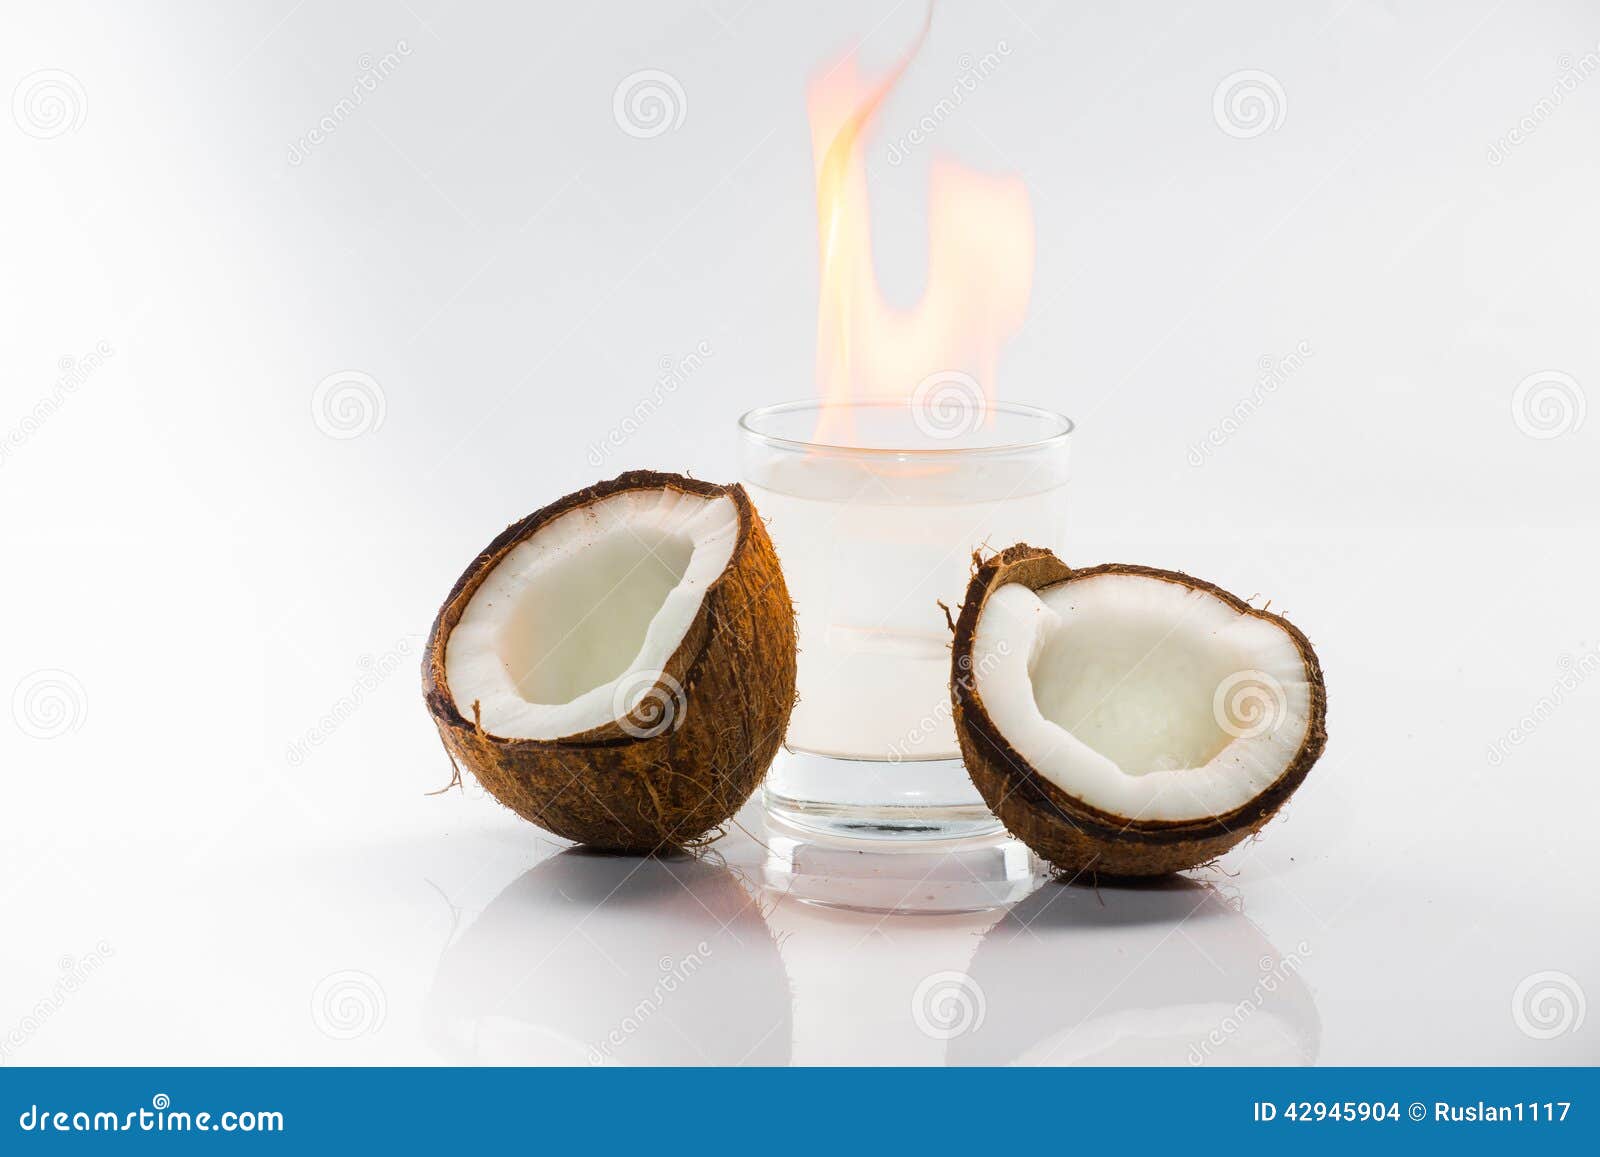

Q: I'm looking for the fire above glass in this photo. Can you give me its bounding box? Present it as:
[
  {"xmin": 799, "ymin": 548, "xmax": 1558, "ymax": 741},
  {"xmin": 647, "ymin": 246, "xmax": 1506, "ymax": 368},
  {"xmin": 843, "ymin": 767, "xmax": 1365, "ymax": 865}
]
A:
[{"xmin": 739, "ymin": 398, "xmax": 1073, "ymax": 839}]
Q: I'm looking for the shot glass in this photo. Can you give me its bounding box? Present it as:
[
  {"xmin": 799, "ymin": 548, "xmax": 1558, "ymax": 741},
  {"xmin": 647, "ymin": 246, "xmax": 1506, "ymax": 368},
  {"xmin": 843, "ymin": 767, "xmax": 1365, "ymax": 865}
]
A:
[{"xmin": 738, "ymin": 398, "xmax": 1072, "ymax": 840}]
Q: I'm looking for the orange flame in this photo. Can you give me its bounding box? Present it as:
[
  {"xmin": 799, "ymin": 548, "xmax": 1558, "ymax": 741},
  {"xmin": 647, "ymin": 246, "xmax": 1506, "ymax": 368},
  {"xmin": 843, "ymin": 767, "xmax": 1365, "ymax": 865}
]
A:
[{"xmin": 808, "ymin": 19, "xmax": 1034, "ymax": 444}]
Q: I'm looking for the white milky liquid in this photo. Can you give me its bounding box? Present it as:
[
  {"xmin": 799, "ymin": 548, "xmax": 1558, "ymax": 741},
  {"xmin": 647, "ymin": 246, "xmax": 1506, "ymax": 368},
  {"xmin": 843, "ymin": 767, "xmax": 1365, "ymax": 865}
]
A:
[{"xmin": 747, "ymin": 478, "xmax": 1067, "ymax": 761}]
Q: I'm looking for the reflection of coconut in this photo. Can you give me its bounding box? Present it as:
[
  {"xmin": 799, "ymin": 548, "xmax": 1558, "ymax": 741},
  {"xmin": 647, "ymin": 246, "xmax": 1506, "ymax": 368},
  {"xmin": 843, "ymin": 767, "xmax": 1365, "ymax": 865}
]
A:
[
  {"xmin": 949, "ymin": 878, "xmax": 1319, "ymax": 1065},
  {"xmin": 427, "ymin": 850, "xmax": 791, "ymax": 1065}
]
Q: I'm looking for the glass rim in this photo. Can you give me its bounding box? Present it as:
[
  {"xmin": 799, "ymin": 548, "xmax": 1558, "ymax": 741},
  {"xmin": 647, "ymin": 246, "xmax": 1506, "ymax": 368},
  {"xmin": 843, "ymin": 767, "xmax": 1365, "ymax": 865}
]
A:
[{"xmin": 737, "ymin": 398, "xmax": 1074, "ymax": 458}]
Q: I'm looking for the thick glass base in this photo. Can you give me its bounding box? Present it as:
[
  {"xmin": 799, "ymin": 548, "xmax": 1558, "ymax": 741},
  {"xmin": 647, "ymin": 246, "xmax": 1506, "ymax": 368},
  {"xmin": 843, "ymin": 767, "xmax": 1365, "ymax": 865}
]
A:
[
  {"xmin": 760, "ymin": 815, "xmax": 1040, "ymax": 915},
  {"xmin": 763, "ymin": 748, "xmax": 1004, "ymax": 841}
]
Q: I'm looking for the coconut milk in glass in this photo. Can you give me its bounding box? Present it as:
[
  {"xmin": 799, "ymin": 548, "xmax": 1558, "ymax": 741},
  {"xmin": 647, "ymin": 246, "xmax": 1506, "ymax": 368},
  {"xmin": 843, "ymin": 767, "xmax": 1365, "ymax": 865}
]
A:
[{"xmin": 738, "ymin": 400, "xmax": 1072, "ymax": 840}]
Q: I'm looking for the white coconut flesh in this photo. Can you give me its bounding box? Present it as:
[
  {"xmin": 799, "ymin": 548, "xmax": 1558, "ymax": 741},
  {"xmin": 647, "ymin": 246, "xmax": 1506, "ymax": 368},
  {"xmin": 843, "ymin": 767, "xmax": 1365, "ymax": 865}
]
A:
[
  {"xmin": 445, "ymin": 489, "xmax": 739, "ymax": 739},
  {"xmin": 971, "ymin": 573, "xmax": 1313, "ymax": 823}
]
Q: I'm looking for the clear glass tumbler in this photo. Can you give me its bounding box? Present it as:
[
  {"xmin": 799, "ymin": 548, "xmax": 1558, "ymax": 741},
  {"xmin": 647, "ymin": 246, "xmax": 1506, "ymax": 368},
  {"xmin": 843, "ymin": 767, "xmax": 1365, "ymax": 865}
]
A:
[{"xmin": 738, "ymin": 399, "xmax": 1073, "ymax": 840}]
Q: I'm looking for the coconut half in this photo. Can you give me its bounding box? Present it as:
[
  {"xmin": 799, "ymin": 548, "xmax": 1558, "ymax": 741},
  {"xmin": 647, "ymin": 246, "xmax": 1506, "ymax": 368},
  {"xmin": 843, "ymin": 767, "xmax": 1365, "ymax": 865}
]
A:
[
  {"xmin": 951, "ymin": 545, "xmax": 1326, "ymax": 877},
  {"xmin": 423, "ymin": 470, "xmax": 797, "ymax": 852}
]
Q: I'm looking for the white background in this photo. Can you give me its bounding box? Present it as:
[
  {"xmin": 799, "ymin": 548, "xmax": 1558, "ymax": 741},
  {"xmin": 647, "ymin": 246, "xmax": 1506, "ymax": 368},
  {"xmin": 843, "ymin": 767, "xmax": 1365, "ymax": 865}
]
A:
[{"xmin": 3, "ymin": 0, "xmax": 1597, "ymax": 1065}]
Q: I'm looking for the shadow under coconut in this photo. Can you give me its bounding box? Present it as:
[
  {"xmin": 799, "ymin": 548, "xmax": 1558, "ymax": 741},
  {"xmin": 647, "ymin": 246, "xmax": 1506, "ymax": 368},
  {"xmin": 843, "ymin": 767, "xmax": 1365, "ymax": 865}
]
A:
[
  {"xmin": 425, "ymin": 848, "xmax": 792, "ymax": 1065},
  {"xmin": 947, "ymin": 877, "xmax": 1321, "ymax": 1066}
]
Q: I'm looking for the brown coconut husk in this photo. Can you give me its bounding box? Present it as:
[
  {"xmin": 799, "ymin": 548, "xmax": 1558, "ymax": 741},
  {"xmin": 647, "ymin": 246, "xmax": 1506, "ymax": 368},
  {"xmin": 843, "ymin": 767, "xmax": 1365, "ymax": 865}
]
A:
[
  {"xmin": 950, "ymin": 544, "xmax": 1327, "ymax": 878},
  {"xmin": 423, "ymin": 470, "xmax": 797, "ymax": 853}
]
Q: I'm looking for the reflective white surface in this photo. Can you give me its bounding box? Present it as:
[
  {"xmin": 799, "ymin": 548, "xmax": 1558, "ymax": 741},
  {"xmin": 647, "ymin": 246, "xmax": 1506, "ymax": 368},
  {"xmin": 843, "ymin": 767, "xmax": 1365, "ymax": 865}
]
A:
[
  {"xmin": 3, "ymin": 751, "xmax": 1594, "ymax": 1065},
  {"xmin": 3, "ymin": 0, "xmax": 1598, "ymax": 1066}
]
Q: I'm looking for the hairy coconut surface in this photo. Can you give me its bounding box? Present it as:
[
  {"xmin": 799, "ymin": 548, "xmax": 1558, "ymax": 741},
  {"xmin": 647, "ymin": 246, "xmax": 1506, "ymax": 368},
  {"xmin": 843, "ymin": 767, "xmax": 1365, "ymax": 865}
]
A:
[
  {"xmin": 423, "ymin": 470, "xmax": 796, "ymax": 853},
  {"xmin": 951, "ymin": 545, "xmax": 1327, "ymax": 878}
]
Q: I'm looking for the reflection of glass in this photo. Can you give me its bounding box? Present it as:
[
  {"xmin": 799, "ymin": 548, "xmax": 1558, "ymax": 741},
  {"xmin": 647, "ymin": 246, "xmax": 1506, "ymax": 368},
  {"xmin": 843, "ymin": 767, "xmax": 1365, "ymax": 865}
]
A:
[
  {"xmin": 758, "ymin": 862, "xmax": 1014, "ymax": 1066},
  {"xmin": 739, "ymin": 400, "xmax": 1072, "ymax": 841},
  {"xmin": 950, "ymin": 878, "xmax": 1320, "ymax": 1065},
  {"xmin": 426, "ymin": 851, "xmax": 790, "ymax": 1065}
]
